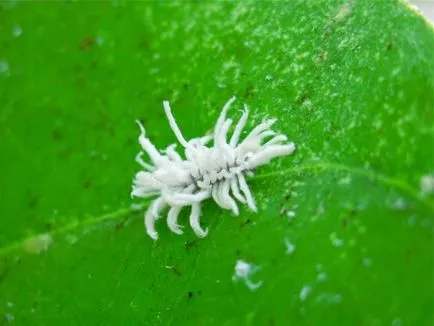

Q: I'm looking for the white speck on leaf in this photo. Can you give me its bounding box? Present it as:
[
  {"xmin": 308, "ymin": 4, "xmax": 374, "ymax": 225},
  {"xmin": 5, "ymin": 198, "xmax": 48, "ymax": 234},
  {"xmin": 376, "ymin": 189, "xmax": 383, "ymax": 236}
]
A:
[
  {"xmin": 315, "ymin": 292, "xmax": 343, "ymax": 305},
  {"xmin": 338, "ymin": 175, "xmax": 351, "ymax": 185},
  {"xmin": 420, "ymin": 174, "xmax": 434, "ymax": 195},
  {"xmin": 0, "ymin": 60, "xmax": 10, "ymax": 75},
  {"xmin": 392, "ymin": 318, "xmax": 402, "ymax": 326},
  {"xmin": 299, "ymin": 285, "xmax": 312, "ymax": 301},
  {"xmin": 287, "ymin": 210, "xmax": 296, "ymax": 218},
  {"xmin": 284, "ymin": 237, "xmax": 296, "ymax": 255},
  {"xmin": 317, "ymin": 272, "xmax": 328, "ymax": 282},
  {"xmin": 329, "ymin": 232, "xmax": 344, "ymax": 248},
  {"xmin": 96, "ymin": 36, "xmax": 104, "ymax": 46},
  {"xmin": 391, "ymin": 197, "xmax": 408, "ymax": 210},
  {"xmin": 4, "ymin": 313, "xmax": 14, "ymax": 322},
  {"xmin": 12, "ymin": 25, "xmax": 22, "ymax": 37},
  {"xmin": 232, "ymin": 260, "xmax": 262, "ymax": 291},
  {"xmin": 302, "ymin": 99, "xmax": 312, "ymax": 108},
  {"xmin": 316, "ymin": 202, "xmax": 325, "ymax": 215}
]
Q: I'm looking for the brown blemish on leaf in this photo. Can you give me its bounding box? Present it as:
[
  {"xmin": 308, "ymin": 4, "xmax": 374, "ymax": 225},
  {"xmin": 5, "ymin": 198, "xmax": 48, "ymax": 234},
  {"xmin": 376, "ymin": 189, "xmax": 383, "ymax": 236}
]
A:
[{"xmin": 79, "ymin": 37, "xmax": 95, "ymax": 50}]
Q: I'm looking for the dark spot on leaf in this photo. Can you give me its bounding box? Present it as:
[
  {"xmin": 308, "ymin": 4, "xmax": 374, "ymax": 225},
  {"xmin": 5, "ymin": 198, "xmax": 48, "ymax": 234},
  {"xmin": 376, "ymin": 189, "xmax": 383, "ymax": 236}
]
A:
[
  {"xmin": 182, "ymin": 82, "xmax": 191, "ymax": 90},
  {"xmin": 125, "ymin": 138, "xmax": 134, "ymax": 147},
  {"xmin": 315, "ymin": 51, "xmax": 328, "ymax": 66},
  {"xmin": 72, "ymin": 64, "xmax": 82, "ymax": 72},
  {"xmin": 58, "ymin": 149, "xmax": 71, "ymax": 159},
  {"xmin": 268, "ymin": 317, "xmax": 275, "ymax": 326},
  {"xmin": 79, "ymin": 37, "xmax": 95, "ymax": 50},
  {"xmin": 52, "ymin": 129, "xmax": 63, "ymax": 141},
  {"xmin": 235, "ymin": 249, "xmax": 241, "ymax": 257},
  {"xmin": 138, "ymin": 118, "xmax": 148, "ymax": 126},
  {"xmin": 169, "ymin": 266, "xmax": 182, "ymax": 277},
  {"xmin": 105, "ymin": 123, "xmax": 116, "ymax": 137},
  {"xmin": 323, "ymin": 25, "xmax": 335, "ymax": 41},
  {"xmin": 139, "ymin": 37, "xmax": 150, "ymax": 50},
  {"xmin": 27, "ymin": 195, "xmax": 39, "ymax": 209},
  {"xmin": 341, "ymin": 208, "xmax": 357, "ymax": 229},
  {"xmin": 185, "ymin": 239, "xmax": 197, "ymax": 252},
  {"xmin": 284, "ymin": 192, "xmax": 292, "ymax": 201},
  {"xmin": 270, "ymin": 258, "xmax": 279, "ymax": 266},
  {"xmin": 90, "ymin": 60, "xmax": 98, "ymax": 69},
  {"xmin": 44, "ymin": 220, "xmax": 54, "ymax": 231},
  {"xmin": 243, "ymin": 83, "xmax": 256, "ymax": 98},
  {"xmin": 405, "ymin": 248, "xmax": 416, "ymax": 262},
  {"xmin": 387, "ymin": 42, "xmax": 393, "ymax": 51},
  {"xmin": 114, "ymin": 219, "xmax": 127, "ymax": 231},
  {"xmin": 296, "ymin": 93, "xmax": 308, "ymax": 105},
  {"xmin": 240, "ymin": 219, "xmax": 252, "ymax": 228},
  {"xmin": 187, "ymin": 291, "xmax": 193, "ymax": 299},
  {"xmin": 82, "ymin": 178, "xmax": 92, "ymax": 189},
  {"xmin": 0, "ymin": 265, "xmax": 9, "ymax": 285}
]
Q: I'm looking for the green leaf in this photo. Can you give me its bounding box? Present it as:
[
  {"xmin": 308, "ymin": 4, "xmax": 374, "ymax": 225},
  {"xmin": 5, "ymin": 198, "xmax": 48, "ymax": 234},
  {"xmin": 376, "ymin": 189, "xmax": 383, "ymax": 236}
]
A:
[{"xmin": 1, "ymin": 1, "xmax": 433, "ymax": 324}]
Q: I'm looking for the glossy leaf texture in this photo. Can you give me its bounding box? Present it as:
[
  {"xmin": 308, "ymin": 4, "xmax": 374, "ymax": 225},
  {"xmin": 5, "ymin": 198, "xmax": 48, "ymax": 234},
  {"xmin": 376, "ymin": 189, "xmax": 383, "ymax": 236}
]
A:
[{"xmin": 0, "ymin": 1, "xmax": 433, "ymax": 325}]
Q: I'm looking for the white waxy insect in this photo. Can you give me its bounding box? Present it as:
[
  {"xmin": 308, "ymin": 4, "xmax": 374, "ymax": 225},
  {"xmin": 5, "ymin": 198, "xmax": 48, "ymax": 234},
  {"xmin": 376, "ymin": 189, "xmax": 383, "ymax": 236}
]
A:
[
  {"xmin": 131, "ymin": 96, "xmax": 296, "ymax": 240},
  {"xmin": 232, "ymin": 259, "xmax": 263, "ymax": 291}
]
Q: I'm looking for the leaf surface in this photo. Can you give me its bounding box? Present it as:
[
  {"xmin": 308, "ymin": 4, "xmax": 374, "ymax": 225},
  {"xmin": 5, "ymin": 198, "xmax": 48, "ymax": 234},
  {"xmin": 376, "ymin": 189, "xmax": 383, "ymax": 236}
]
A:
[{"xmin": 0, "ymin": 1, "xmax": 433, "ymax": 325}]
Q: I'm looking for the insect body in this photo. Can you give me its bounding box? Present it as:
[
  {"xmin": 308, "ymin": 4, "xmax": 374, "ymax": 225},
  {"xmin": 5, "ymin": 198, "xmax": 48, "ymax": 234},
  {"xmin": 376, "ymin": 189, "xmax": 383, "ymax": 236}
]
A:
[{"xmin": 131, "ymin": 96, "xmax": 296, "ymax": 240}]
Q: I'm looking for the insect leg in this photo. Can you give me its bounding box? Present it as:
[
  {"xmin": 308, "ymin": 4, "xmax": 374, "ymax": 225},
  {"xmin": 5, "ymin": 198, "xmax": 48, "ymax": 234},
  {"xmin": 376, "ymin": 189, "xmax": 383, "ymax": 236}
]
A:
[
  {"xmin": 220, "ymin": 179, "xmax": 239, "ymax": 215},
  {"xmin": 167, "ymin": 206, "xmax": 184, "ymax": 235},
  {"xmin": 212, "ymin": 182, "xmax": 225, "ymax": 209},
  {"xmin": 237, "ymin": 173, "xmax": 257, "ymax": 212},
  {"xmin": 229, "ymin": 105, "xmax": 249, "ymax": 148},
  {"xmin": 214, "ymin": 96, "xmax": 236, "ymax": 145},
  {"xmin": 241, "ymin": 119, "xmax": 277, "ymax": 144},
  {"xmin": 136, "ymin": 120, "xmax": 165, "ymax": 165},
  {"xmin": 165, "ymin": 143, "xmax": 183, "ymax": 162},
  {"xmin": 163, "ymin": 101, "xmax": 190, "ymax": 148},
  {"xmin": 264, "ymin": 134, "xmax": 288, "ymax": 146},
  {"xmin": 172, "ymin": 190, "xmax": 211, "ymax": 203},
  {"xmin": 246, "ymin": 144, "xmax": 296, "ymax": 170},
  {"xmin": 230, "ymin": 176, "xmax": 246, "ymax": 204},
  {"xmin": 199, "ymin": 134, "xmax": 213, "ymax": 145},
  {"xmin": 216, "ymin": 118, "xmax": 233, "ymax": 147},
  {"xmin": 145, "ymin": 197, "xmax": 166, "ymax": 240},
  {"xmin": 135, "ymin": 152, "xmax": 155, "ymax": 171},
  {"xmin": 189, "ymin": 203, "xmax": 208, "ymax": 238}
]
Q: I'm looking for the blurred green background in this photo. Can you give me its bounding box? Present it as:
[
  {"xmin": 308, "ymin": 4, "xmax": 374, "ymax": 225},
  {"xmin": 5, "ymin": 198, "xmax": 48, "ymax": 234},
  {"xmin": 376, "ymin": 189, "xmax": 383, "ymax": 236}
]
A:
[{"xmin": 0, "ymin": 1, "xmax": 433, "ymax": 325}]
